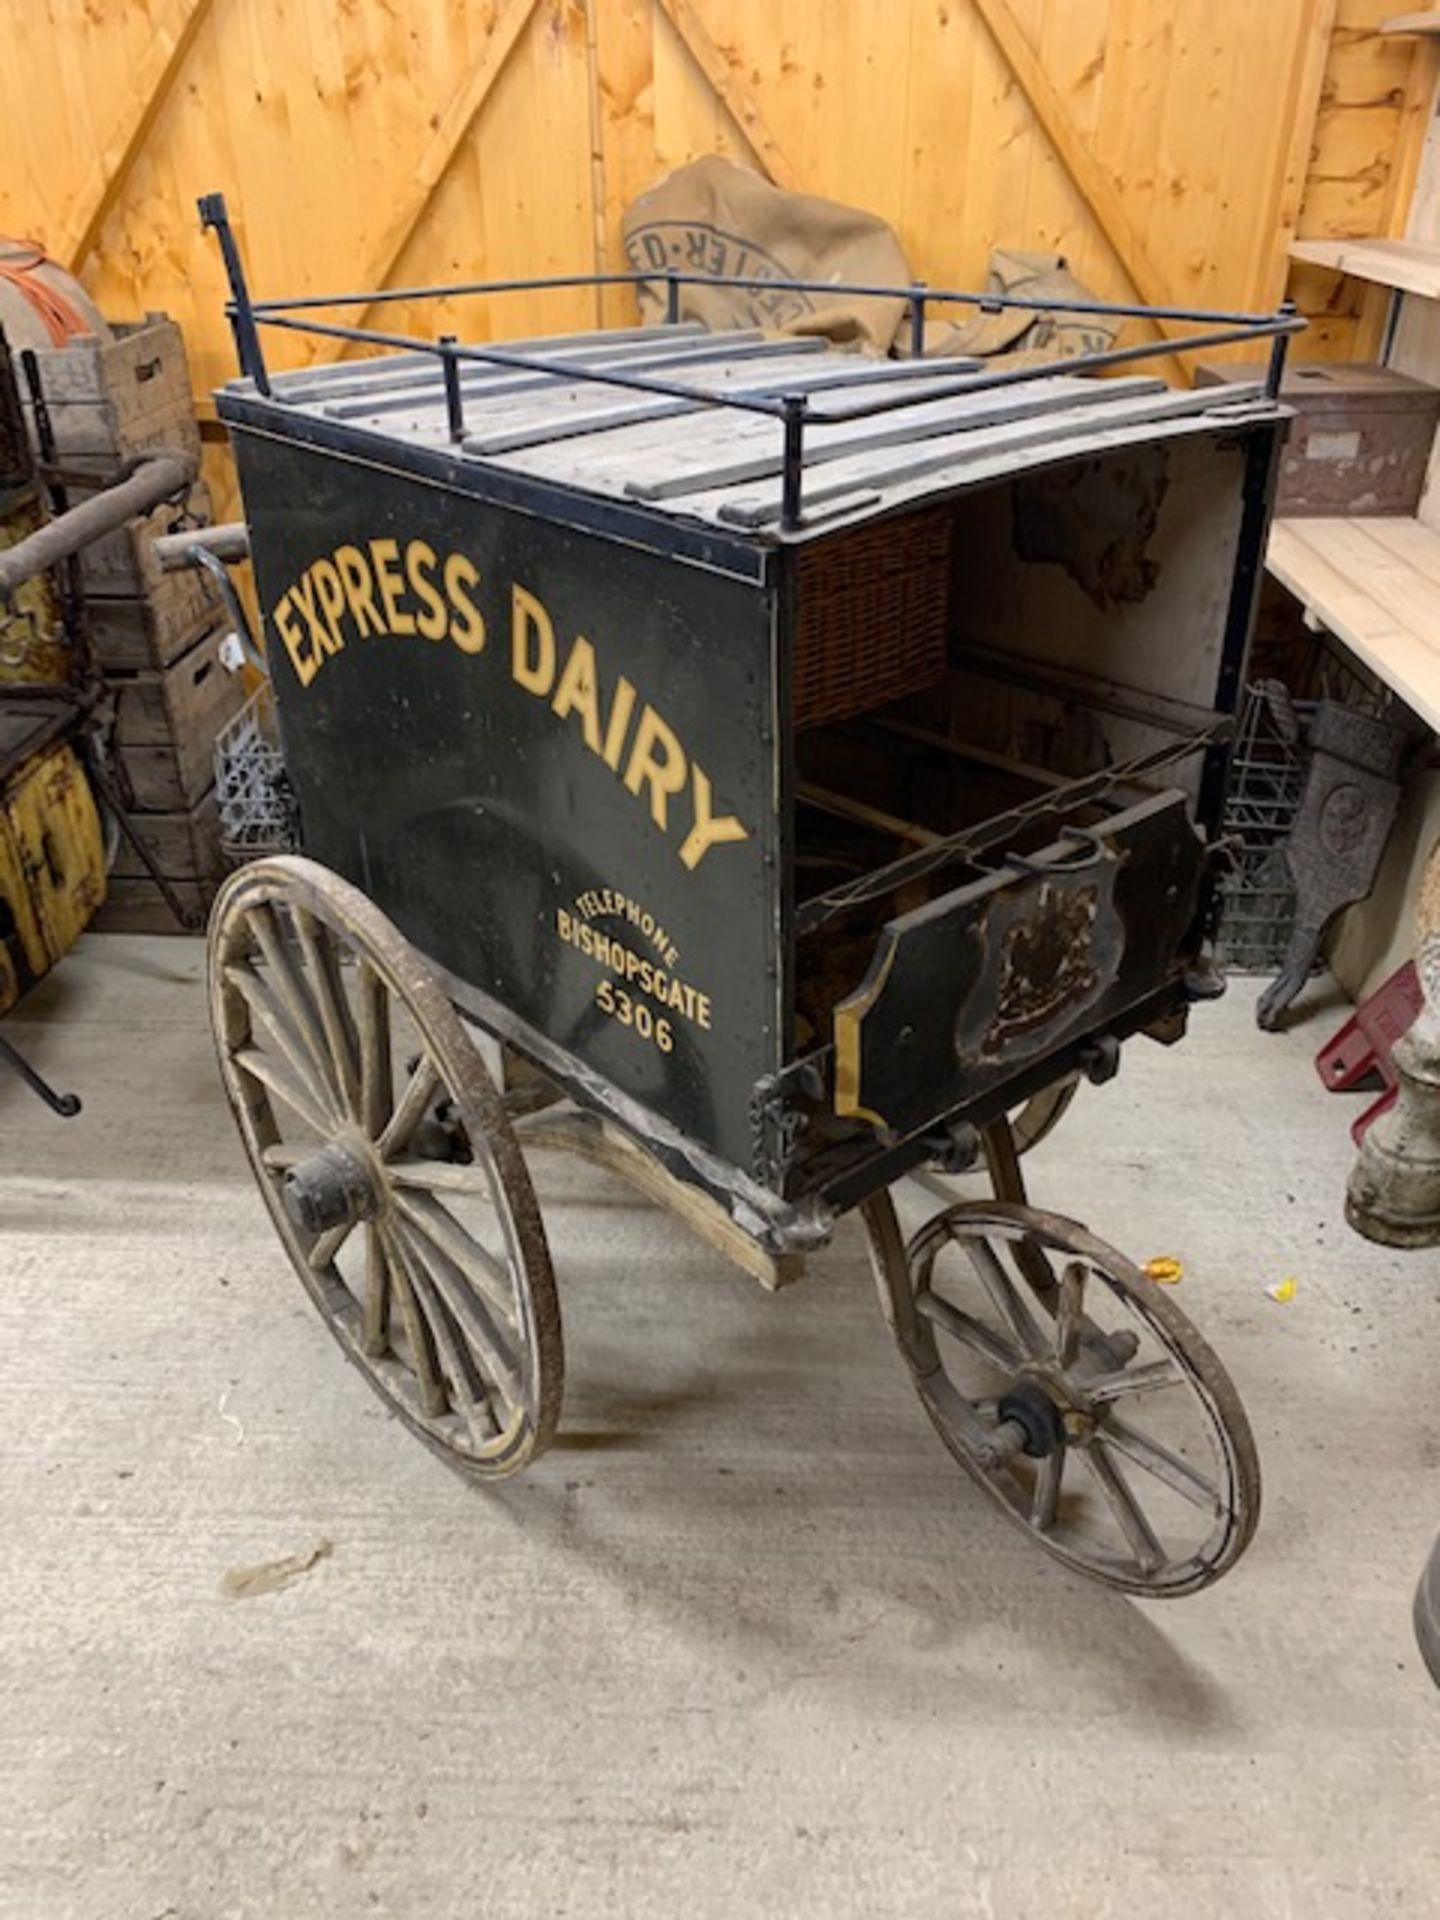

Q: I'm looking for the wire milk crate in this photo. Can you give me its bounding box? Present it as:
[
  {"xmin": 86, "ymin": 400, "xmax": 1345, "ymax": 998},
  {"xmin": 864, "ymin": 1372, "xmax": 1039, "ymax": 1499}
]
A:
[
  {"xmin": 1216, "ymin": 682, "xmax": 1312, "ymax": 974},
  {"xmin": 213, "ymin": 680, "xmax": 297, "ymax": 862}
]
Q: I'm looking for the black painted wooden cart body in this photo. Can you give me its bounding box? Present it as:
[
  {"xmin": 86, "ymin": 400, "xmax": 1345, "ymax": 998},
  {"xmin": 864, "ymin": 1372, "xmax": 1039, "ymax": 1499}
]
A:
[{"xmin": 204, "ymin": 204, "xmax": 1296, "ymax": 1597}]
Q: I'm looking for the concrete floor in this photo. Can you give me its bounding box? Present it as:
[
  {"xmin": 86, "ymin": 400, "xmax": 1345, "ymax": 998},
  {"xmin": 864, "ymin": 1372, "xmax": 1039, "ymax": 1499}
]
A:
[{"xmin": 1, "ymin": 934, "xmax": 1438, "ymax": 1919}]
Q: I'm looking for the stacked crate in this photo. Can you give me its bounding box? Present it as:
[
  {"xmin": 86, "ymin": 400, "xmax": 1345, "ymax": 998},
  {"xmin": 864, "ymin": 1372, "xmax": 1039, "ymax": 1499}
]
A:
[{"xmin": 23, "ymin": 314, "xmax": 245, "ymax": 929}]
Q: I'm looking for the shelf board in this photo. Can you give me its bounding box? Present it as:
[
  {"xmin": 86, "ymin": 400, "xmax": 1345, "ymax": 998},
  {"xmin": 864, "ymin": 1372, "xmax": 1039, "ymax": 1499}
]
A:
[
  {"xmin": 1380, "ymin": 10, "xmax": 1440, "ymax": 34},
  {"xmin": 1288, "ymin": 236, "xmax": 1440, "ymax": 297},
  {"xmin": 1267, "ymin": 516, "xmax": 1440, "ymax": 732}
]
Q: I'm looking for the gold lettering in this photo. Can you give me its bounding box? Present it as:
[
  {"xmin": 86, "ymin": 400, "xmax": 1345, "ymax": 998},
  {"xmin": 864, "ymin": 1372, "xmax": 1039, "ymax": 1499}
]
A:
[
  {"xmin": 551, "ymin": 635, "xmax": 602, "ymax": 753},
  {"xmin": 311, "ymin": 558, "xmax": 347, "ymax": 652},
  {"xmin": 407, "ymin": 541, "xmax": 448, "ymax": 641},
  {"xmin": 623, "ymin": 708, "xmax": 687, "ymax": 833},
  {"xmin": 511, "ymin": 584, "xmax": 555, "ymax": 691},
  {"xmin": 601, "ymin": 675, "xmax": 637, "ymax": 770},
  {"xmin": 445, "ymin": 553, "xmax": 485, "ymax": 654},
  {"xmin": 272, "ymin": 592, "xmax": 319, "ymax": 689},
  {"xmin": 371, "ymin": 538, "xmax": 415, "ymax": 635},
  {"xmin": 678, "ymin": 765, "xmax": 750, "ymax": 871},
  {"xmin": 289, "ymin": 569, "xmax": 339, "ymax": 658},
  {"xmin": 334, "ymin": 544, "xmax": 383, "ymax": 638}
]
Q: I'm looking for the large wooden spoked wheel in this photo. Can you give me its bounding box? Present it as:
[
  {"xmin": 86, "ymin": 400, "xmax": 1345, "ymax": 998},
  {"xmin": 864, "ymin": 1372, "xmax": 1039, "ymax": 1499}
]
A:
[
  {"xmin": 209, "ymin": 855, "xmax": 562, "ymax": 1479},
  {"xmin": 862, "ymin": 1197, "xmax": 1260, "ymax": 1596}
]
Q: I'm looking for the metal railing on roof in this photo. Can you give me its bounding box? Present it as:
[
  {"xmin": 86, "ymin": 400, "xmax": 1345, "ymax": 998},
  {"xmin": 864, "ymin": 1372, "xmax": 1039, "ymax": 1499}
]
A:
[{"xmin": 199, "ymin": 191, "xmax": 1301, "ymax": 533}]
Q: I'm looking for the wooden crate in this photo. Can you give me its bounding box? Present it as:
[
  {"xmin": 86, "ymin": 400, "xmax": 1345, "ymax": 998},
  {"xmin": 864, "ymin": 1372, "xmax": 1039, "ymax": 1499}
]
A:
[
  {"xmin": 111, "ymin": 786, "xmax": 222, "ymax": 881},
  {"xmin": 111, "ymin": 627, "xmax": 246, "ymax": 811},
  {"xmin": 77, "ymin": 479, "xmax": 211, "ymax": 596},
  {"xmin": 91, "ymin": 876, "xmax": 215, "ymax": 934},
  {"xmin": 21, "ymin": 315, "xmax": 200, "ymax": 473},
  {"xmin": 87, "ymin": 566, "xmax": 222, "ymax": 671}
]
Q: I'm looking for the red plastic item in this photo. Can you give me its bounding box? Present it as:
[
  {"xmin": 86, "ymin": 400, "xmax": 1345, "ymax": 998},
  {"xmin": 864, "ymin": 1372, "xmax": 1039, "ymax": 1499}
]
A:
[{"xmin": 1315, "ymin": 960, "xmax": 1424, "ymax": 1144}]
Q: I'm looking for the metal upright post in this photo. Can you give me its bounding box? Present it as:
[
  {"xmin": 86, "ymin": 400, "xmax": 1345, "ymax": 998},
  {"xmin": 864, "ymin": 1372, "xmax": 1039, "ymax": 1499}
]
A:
[
  {"xmin": 909, "ymin": 282, "xmax": 928, "ymax": 359},
  {"xmin": 197, "ymin": 193, "xmax": 272, "ymax": 396},
  {"xmin": 1266, "ymin": 299, "xmax": 1297, "ymax": 399},
  {"xmin": 780, "ymin": 395, "xmax": 807, "ymax": 532},
  {"xmin": 440, "ymin": 335, "xmax": 465, "ymax": 442}
]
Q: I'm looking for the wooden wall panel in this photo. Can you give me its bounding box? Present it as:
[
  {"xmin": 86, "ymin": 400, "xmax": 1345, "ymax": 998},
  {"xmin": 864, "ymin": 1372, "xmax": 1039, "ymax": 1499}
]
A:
[
  {"xmin": 1288, "ymin": 0, "xmax": 1433, "ymax": 359},
  {"xmin": 0, "ymin": 0, "xmax": 1394, "ymax": 451}
]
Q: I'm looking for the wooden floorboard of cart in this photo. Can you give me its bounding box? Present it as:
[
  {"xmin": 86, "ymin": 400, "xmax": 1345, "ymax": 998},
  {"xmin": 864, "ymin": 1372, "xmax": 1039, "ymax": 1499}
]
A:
[{"xmin": 1266, "ymin": 515, "xmax": 1440, "ymax": 732}]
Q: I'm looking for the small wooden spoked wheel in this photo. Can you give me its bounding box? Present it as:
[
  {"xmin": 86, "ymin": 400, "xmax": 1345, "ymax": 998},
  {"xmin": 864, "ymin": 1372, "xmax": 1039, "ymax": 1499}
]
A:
[
  {"xmin": 209, "ymin": 855, "xmax": 562, "ymax": 1479},
  {"xmin": 863, "ymin": 1198, "xmax": 1260, "ymax": 1595}
]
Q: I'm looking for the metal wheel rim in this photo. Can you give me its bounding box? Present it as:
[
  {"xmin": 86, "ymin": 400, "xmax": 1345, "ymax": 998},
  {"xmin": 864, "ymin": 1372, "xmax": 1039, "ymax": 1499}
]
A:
[
  {"xmin": 209, "ymin": 854, "xmax": 563, "ymax": 1479},
  {"xmin": 1008, "ymin": 1076, "xmax": 1079, "ymax": 1156},
  {"xmin": 870, "ymin": 1197, "xmax": 1260, "ymax": 1596}
]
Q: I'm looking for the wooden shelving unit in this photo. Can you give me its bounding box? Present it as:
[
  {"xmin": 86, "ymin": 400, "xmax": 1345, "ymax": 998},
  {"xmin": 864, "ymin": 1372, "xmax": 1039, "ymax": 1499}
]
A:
[
  {"xmin": 1267, "ymin": 516, "xmax": 1440, "ymax": 732},
  {"xmin": 1288, "ymin": 236, "xmax": 1440, "ymax": 295}
]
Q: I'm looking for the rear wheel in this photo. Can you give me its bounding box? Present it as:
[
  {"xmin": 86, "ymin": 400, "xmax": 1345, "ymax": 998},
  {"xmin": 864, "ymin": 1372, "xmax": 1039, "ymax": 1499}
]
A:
[
  {"xmin": 862, "ymin": 1195, "xmax": 1260, "ymax": 1596},
  {"xmin": 209, "ymin": 855, "xmax": 563, "ymax": 1479}
]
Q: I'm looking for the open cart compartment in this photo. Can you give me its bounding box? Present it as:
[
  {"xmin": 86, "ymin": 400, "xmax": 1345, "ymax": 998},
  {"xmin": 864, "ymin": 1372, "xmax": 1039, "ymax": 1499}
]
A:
[{"xmin": 782, "ymin": 427, "xmax": 1267, "ymax": 1180}]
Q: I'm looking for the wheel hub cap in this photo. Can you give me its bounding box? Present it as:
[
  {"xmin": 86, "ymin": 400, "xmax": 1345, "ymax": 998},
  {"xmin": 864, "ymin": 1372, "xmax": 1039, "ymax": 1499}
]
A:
[{"xmin": 281, "ymin": 1141, "xmax": 377, "ymax": 1234}]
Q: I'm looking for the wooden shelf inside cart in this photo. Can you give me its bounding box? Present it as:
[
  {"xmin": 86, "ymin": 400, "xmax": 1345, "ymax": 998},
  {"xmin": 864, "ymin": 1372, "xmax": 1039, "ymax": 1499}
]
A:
[
  {"xmin": 1266, "ymin": 515, "xmax": 1440, "ymax": 730},
  {"xmin": 1288, "ymin": 237, "xmax": 1440, "ymax": 297}
]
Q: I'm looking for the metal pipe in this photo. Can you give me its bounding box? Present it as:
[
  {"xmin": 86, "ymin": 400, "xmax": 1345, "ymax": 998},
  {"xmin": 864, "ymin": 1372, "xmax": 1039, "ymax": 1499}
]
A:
[
  {"xmin": 183, "ymin": 541, "xmax": 265, "ymax": 675},
  {"xmin": 251, "ymin": 308, "xmax": 1300, "ymax": 437},
  {"xmin": 252, "ymin": 268, "xmax": 1294, "ymax": 332},
  {"xmin": 154, "ymin": 521, "xmax": 250, "ymax": 569},
  {"xmin": 0, "ymin": 451, "xmax": 196, "ymax": 600}
]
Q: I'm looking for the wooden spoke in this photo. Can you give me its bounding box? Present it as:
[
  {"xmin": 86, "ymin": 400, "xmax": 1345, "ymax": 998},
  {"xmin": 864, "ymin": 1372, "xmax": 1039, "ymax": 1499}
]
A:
[
  {"xmin": 1031, "ymin": 1447, "xmax": 1064, "ymax": 1532},
  {"xmin": 1102, "ymin": 1416, "xmax": 1224, "ymax": 1515},
  {"xmin": 1085, "ymin": 1440, "xmax": 1166, "ymax": 1574},
  {"xmin": 1084, "ymin": 1360, "xmax": 1183, "ymax": 1404},
  {"xmin": 959, "ymin": 1235, "xmax": 1047, "ymax": 1358},
  {"xmin": 210, "ymin": 855, "xmax": 562, "ymax": 1480},
  {"xmin": 377, "ymin": 1055, "xmax": 441, "ymax": 1161},
  {"xmin": 397, "ymin": 1221, "xmax": 524, "ymax": 1416},
  {"xmin": 292, "ymin": 905, "xmax": 360, "ymax": 1120},
  {"xmin": 387, "ymin": 1158, "xmax": 491, "ymax": 1196},
  {"xmin": 1055, "ymin": 1259, "xmax": 1086, "ymax": 1369},
  {"xmin": 406, "ymin": 1254, "xmax": 502, "ymax": 1448},
  {"xmin": 233, "ymin": 1044, "xmax": 334, "ymax": 1138},
  {"xmin": 362, "ymin": 1222, "xmax": 391, "ymax": 1358},
  {"xmin": 225, "ymin": 960, "xmax": 340, "ymax": 1123},
  {"xmin": 245, "ymin": 902, "xmax": 338, "ymax": 1102},
  {"xmin": 379, "ymin": 1222, "xmax": 447, "ymax": 1418},
  {"xmin": 355, "ymin": 960, "xmax": 392, "ymax": 1142},
  {"xmin": 865, "ymin": 1194, "xmax": 1260, "ymax": 1598},
  {"xmin": 392, "ymin": 1187, "xmax": 517, "ymax": 1327},
  {"xmin": 915, "ymin": 1287, "xmax": 1025, "ymax": 1374},
  {"xmin": 306, "ymin": 1219, "xmax": 355, "ymax": 1273}
]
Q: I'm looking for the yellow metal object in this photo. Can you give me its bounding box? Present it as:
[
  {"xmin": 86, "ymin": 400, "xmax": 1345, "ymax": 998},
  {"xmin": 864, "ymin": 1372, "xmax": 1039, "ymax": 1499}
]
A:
[
  {"xmin": 1143, "ymin": 1255, "xmax": 1185, "ymax": 1284},
  {"xmin": 832, "ymin": 942, "xmax": 896, "ymax": 1128},
  {"xmin": 0, "ymin": 495, "xmax": 69, "ymax": 685},
  {"xmin": 0, "ymin": 741, "xmax": 105, "ymax": 1016}
]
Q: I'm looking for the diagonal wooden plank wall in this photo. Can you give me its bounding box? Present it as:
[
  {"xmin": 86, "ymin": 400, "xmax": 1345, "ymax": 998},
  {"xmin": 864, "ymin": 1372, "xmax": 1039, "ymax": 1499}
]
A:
[{"xmin": 0, "ymin": 0, "xmax": 1413, "ymax": 482}]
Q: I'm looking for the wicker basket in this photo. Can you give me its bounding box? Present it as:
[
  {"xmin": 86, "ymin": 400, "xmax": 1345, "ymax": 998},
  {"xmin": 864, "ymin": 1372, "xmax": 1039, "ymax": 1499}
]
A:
[{"xmin": 792, "ymin": 507, "xmax": 952, "ymax": 729}]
